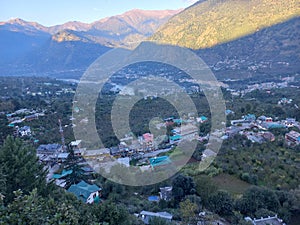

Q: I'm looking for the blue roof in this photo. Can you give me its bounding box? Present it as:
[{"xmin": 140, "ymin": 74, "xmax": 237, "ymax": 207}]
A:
[
  {"xmin": 149, "ymin": 156, "xmax": 171, "ymax": 167},
  {"xmin": 37, "ymin": 144, "xmax": 61, "ymax": 152},
  {"xmin": 148, "ymin": 196, "xmax": 160, "ymax": 201},
  {"xmin": 244, "ymin": 114, "xmax": 256, "ymax": 120},
  {"xmin": 170, "ymin": 135, "xmax": 181, "ymax": 141},
  {"xmin": 53, "ymin": 169, "xmax": 73, "ymax": 179},
  {"xmin": 174, "ymin": 119, "xmax": 183, "ymax": 124},
  {"xmin": 200, "ymin": 116, "xmax": 208, "ymax": 121},
  {"xmin": 68, "ymin": 181, "xmax": 101, "ymax": 202}
]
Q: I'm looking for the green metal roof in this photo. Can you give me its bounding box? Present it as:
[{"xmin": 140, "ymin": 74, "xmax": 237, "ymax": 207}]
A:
[{"xmin": 67, "ymin": 181, "xmax": 101, "ymax": 202}]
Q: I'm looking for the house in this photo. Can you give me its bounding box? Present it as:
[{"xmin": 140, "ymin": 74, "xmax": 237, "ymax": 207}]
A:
[
  {"xmin": 261, "ymin": 132, "xmax": 275, "ymax": 142},
  {"xmin": 9, "ymin": 118, "xmax": 24, "ymax": 126},
  {"xmin": 37, "ymin": 144, "xmax": 62, "ymax": 156},
  {"xmin": 164, "ymin": 117, "xmax": 175, "ymax": 126},
  {"xmin": 24, "ymin": 114, "xmax": 38, "ymax": 121},
  {"xmin": 261, "ymin": 122, "xmax": 285, "ymax": 130},
  {"xmin": 197, "ymin": 116, "xmax": 208, "ymax": 123},
  {"xmin": 57, "ymin": 153, "xmax": 70, "ymax": 163},
  {"xmin": 284, "ymin": 118, "xmax": 296, "ymax": 128},
  {"xmin": 110, "ymin": 146, "xmax": 121, "ymax": 157},
  {"xmin": 159, "ymin": 186, "xmax": 173, "ymax": 201},
  {"xmin": 18, "ymin": 126, "xmax": 31, "ymax": 137},
  {"xmin": 71, "ymin": 140, "xmax": 85, "ymax": 157},
  {"xmin": 67, "ymin": 181, "xmax": 101, "ymax": 204},
  {"xmin": 231, "ymin": 119, "xmax": 251, "ymax": 126},
  {"xmin": 81, "ymin": 165, "xmax": 95, "ymax": 175},
  {"xmin": 169, "ymin": 134, "xmax": 181, "ymax": 144},
  {"xmin": 285, "ymin": 130, "xmax": 300, "ymax": 146},
  {"xmin": 74, "ymin": 148, "xmax": 85, "ymax": 157},
  {"xmin": 278, "ymin": 97, "xmax": 292, "ymax": 105},
  {"xmin": 84, "ymin": 148, "xmax": 110, "ymax": 161},
  {"xmin": 70, "ymin": 140, "xmax": 82, "ymax": 149},
  {"xmin": 245, "ymin": 215, "xmax": 286, "ymax": 225},
  {"xmin": 173, "ymin": 124, "xmax": 198, "ymax": 136},
  {"xmin": 52, "ymin": 169, "xmax": 73, "ymax": 179},
  {"xmin": 141, "ymin": 133, "xmax": 155, "ymax": 151},
  {"xmin": 258, "ymin": 116, "xmax": 273, "ymax": 123},
  {"xmin": 245, "ymin": 133, "xmax": 265, "ymax": 144},
  {"xmin": 226, "ymin": 126, "xmax": 242, "ymax": 137},
  {"xmin": 139, "ymin": 211, "xmax": 173, "ymax": 224},
  {"xmin": 225, "ymin": 109, "xmax": 234, "ymax": 116},
  {"xmin": 243, "ymin": 114, "xmax": 256, "ymax": 122}
]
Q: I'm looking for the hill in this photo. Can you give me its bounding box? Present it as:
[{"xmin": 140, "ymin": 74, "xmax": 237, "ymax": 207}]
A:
[
  {"xmin": 150, "ymin": 0, "xmax": 300, "ymax": 80},
  {"xmin": 0, "ymin": 18, "xmax": 51, "ymax": 64},
  {"xmin": 151, "ymin": 0, "xmax": 300, "ymax": 49},
  {"xmin": 195, "ymin": 17, "xmax": 300, "ymax": 80}
]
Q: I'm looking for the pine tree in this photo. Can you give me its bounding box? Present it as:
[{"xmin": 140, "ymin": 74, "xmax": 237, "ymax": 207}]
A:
[{"xmin": 0, "ymin": 136, "xmax": 48, "ymax": 204}]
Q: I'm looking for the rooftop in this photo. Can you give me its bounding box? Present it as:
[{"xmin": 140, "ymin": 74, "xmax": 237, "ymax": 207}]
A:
[
  {"xmin": 37, "ymin": 144, "xmax": 62, "ymax": 152},
  {"xmin": 52, "ymin": 169, "xmax": 72, "ymax": 179},
  {"xmin": 70, "ymin": 140, "xmax": 82, "ymax": 146},
  {"xmin": 140, "ymin": 211, "xmax": 173, "ymax": 220},
  {"xmin": 149, "ymin": 156, "xmax": 171, "ymax": 168},
  {"xmin": 67, "ymin": 181, "xmax": 101, "ymax": 202}
]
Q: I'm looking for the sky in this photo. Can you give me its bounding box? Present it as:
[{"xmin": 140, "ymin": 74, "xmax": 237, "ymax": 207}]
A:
[{"xmin": 0, "ymin": 0, "xmax": 198, "ymax": 26}]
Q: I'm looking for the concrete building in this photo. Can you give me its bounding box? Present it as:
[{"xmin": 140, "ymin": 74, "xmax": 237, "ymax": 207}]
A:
[
  {"xmin": 245, "ymin": 215, "xmax": 285, "ymax": 225},
  {"xmin": 285, "ymin": 130, "xmax": 300, "ymax": 146}
]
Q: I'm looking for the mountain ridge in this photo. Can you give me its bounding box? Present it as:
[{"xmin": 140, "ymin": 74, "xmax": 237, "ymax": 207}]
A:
[
  {"xmin": 150, "ymin": 0, "xmax": 300, "ymax": 49},
  {"xmin": 0, "ymin": 9, "xmax": 181, "ymax": 35}
]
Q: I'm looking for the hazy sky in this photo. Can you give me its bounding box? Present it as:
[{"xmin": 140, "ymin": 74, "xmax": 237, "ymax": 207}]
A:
[{"xmin": 0, "ymin": 0, "xmax": 198, "ymax": 26}]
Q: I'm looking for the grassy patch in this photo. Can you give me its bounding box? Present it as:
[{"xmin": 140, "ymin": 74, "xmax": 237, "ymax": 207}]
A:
[{"xmin": 212, "ymin": 173, "xmax": 251, "ymax": 196}]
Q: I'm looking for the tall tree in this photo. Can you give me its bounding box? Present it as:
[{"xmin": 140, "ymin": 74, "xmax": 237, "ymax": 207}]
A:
[
  {"xmin": 237, "ymin": 186, "xmax": 280, "ymax": 216},
  {"xmin": 208, "ymin": 190, "xmax": 234, "ymax": 216},
  {"xmin": 172, "ymin": 174, "xmax": 196, "ymax": 204},
  {"xmin": 195, "ymin": 175, "xmax": 218, "ymax": 206},
  {"xmin": 180, "ymin": 198, "xmax": 198, "ymax": 225},
  {"xmin": 0, "ymin": 136, "xmax": 47, "ymax": 204},
  {"xmin": 64, "ymin": 145, "xmax": 87, "ymax": 189}
]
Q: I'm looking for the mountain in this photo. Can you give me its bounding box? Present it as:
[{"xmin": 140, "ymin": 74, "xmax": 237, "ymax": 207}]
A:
[
  {"xmin": 151, "ymin": 0, "xmax": 299, "ymax": 49},
  {"xmin": 0, "ymin": 18, "xmax": 50, "ymax": 63},
  {"xmin": 0, "ymin": 9, "xmax": 180, "ymax": 78},
  {"xmin": 58, "ymin": 9, "xmax": 182, "ymax": 47},
  {"xmin": 5, "ymin": 40, "xmax": 111, "ymax": 79},
  {"xmin": 195, "ymin": 17, "xmax": 300, "ymax": 80},
  {"xmin": 47, "ymin": 21, "xmax": 91, "ymax": 34},
  {"xmin": 0, "ymin": 9, "xmax": 181, "ymax": 47},
  {"xmin": 150, "ymin": 0, "xmax": 300, "ymax": 80}
]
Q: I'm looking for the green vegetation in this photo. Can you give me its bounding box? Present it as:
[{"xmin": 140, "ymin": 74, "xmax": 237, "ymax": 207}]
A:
[
  {"xmin": 0, "ymin": 76, "xmax": 300, "ymax": 224},
  {"xmin": 212, "ymin": 173, "xmax": 251, "ymax": 196},
  {"xmin": 151, "ymin": 0, "xmax": 300, "ymax": 49}
]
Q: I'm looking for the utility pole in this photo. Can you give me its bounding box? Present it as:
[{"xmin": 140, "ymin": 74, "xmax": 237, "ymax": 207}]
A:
[{"xmin": 58, "ymin": 119, "xmax": 66, "ymax": 152}]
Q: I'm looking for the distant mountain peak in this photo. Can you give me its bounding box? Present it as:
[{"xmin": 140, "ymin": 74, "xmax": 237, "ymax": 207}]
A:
[{"xmin": 51, "ymin": 30, "xmax": 90, "ymax": 42}]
